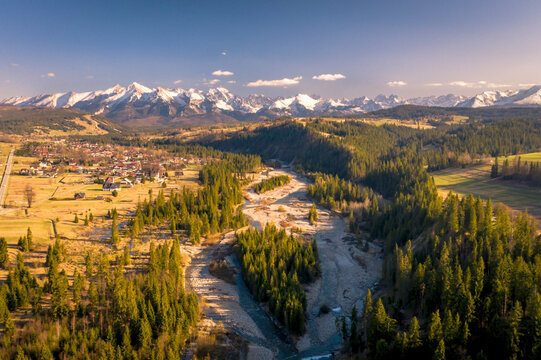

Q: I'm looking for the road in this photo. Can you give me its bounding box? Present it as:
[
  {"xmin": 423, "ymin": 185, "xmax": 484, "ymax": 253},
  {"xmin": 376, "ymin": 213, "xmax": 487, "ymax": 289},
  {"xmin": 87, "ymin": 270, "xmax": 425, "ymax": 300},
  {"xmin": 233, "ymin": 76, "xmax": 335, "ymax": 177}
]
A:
[{"xmin": 0, "ymin": 149, "xmax": 14, "ymax": 208}]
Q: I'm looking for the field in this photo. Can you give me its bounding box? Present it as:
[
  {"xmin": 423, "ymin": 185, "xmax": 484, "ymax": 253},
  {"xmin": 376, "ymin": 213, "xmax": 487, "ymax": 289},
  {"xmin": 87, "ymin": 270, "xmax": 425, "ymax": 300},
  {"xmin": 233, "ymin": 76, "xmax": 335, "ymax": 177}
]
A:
[
  {"xmin": 431, "ymin": 158, "xmax": 541, "ymax": 223},
  {"xmin": 496, "ymin": 152, "xmax": 541, "ymax": 164},
  {"xmin": 0, "ymin": 143, "xmax": 202, "ymax": 287}
]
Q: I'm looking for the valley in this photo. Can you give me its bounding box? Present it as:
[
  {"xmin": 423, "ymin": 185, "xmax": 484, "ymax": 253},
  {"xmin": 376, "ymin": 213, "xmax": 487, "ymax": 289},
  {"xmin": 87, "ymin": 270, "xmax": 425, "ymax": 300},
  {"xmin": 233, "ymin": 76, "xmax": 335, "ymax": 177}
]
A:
[
  {"xmin": 4, "ymin": 2, "xmax": 541, "ymax": 359},
  {"xmin": 184, "ymin": 168, "xmax": 381, "ymax": 359},
  {"xmin": 0, "ymin": 108, "xmax": 540, "ymax": 360}
]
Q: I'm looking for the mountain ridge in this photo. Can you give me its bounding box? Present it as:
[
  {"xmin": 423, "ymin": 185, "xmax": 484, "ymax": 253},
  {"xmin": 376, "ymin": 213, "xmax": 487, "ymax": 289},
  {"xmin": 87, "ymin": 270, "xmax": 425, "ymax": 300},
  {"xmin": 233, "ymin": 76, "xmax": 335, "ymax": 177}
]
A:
[{"xmin": 2, "ymin": 83, "xmax": 541, "ymax": 126}]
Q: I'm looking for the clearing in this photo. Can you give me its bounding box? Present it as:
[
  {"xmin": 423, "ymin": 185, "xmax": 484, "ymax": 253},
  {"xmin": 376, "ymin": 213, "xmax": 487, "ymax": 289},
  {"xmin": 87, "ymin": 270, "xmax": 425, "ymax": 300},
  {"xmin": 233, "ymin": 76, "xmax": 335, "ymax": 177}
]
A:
[{"xmin": 431, "ymin": 160, "xmax": 541, "ymax": 223}]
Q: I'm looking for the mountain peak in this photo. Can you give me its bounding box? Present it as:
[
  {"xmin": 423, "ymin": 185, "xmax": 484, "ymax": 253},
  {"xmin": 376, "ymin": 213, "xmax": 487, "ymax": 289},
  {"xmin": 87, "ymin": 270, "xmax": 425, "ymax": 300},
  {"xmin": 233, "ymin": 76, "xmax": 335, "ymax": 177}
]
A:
[
  {"xmin": 4, "ymin": 83, "xmax": 541, "ymax": 126},
  {"xmin": 127, "ymin": 82, "xmax": 153, "ymax": 94}
]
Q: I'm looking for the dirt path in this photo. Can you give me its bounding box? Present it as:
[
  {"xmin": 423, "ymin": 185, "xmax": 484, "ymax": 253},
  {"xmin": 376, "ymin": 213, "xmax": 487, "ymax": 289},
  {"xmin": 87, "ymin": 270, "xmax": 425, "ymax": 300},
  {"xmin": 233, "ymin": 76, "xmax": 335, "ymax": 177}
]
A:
[
  {"xmin": 243, "ymin": 169, "xmax": 382, "ymax": 358},
  {"xmin": 0, "ymin": 149, "xmax": 14, "ymax": 207}
]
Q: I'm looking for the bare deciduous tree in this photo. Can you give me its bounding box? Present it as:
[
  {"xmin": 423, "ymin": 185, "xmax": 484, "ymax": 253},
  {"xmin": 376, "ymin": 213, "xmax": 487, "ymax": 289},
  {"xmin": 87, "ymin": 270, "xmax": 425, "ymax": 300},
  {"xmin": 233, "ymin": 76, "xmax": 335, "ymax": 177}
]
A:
[{"xmin": 24, "ymin": 185, "xmax": 35, "ymax": 208}]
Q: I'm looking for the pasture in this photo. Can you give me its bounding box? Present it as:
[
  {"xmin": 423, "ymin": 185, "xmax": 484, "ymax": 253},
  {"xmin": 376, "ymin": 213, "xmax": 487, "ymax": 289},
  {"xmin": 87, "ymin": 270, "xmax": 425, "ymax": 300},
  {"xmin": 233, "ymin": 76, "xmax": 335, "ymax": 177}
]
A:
[{"xmin": 432, "ymin": 159, "xmax": 541, "ymax": 224}]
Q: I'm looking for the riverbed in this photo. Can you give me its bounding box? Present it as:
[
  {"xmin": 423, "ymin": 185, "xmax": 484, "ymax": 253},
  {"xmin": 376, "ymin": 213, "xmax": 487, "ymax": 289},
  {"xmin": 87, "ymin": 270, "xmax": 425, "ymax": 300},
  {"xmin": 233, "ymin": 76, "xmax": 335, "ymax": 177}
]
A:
[{"xmin": 185, "ymin": 168, "xmax": 382, "ymax": 359}]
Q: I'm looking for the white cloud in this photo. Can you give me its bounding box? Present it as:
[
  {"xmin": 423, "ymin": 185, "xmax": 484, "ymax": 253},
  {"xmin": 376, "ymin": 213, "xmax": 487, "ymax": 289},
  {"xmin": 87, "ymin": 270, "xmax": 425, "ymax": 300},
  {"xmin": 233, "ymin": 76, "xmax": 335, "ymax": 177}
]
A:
[
  {"xmin": 387, "ymin": 80, "xmax": 407, "ymax": 87},
  {"xmin": 449, "ymin": 81, "xmax": 470, "ymax": 87},
  {"xmin": 86, "ymin": 75, "xmax": 94, "ymax": 79},
  {"xmin": 519, "ymin": 83, "xmax": 536, "ymax": 87},
  {"xmin": 208, "ymin": 79, "xmax": 220, "ymax": 85},
  {"xmin": 221, "ymin": 51, "xmax": 227, "ymax": 56},
  {"xmin": 449, "ymin": 80, "xmax": 511, "ymax": 89},
  {"xmin": 212, "ymin": 70, "xmax": 234, "ymax": 76},
  {"xmin": 174, "ymin": 79, "xmax": 183, "ymax": 85},
  {"xmin": 41, "ymin": 73, "xmax": 55, "ymax": 78},
  {"xmin": 246, "ymin": 76, "xmax": 302, "ymax": 87},
  {"xmin": 227, "ymin": 80, "xmax": 236, "ymax": 84},
  {"xmin": 425, "ymin": 82, "xmax": 443, "ymax": 87},
  {"xmin": 312, "ymin": 73, "xmax": 346, "ymax": 81},
  {"xmin": 11, "ymin": 63, "xmax": 19, "ymax": 67}
]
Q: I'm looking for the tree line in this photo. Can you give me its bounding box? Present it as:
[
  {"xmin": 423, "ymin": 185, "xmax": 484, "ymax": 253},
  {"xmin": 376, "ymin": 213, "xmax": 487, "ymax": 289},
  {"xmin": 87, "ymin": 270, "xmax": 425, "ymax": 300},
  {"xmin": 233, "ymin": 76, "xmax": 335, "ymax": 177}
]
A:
[
  {"xmin": 491, "ymin": 156, "xmax": 541, "ymax": 187},
  {"xmin": 253, "ymin": 175, "xmax": 290, "ymax": 193},
  {"xmin": 127, "ymin": 157, "xmax": 258, "ymax": 244}
]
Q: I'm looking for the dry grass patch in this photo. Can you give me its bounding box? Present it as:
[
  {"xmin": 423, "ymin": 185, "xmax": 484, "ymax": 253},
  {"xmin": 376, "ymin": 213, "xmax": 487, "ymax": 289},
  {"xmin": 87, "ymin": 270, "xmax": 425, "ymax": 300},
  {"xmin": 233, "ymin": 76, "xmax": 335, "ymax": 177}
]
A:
[{"xmin": 195, "ymin": 326, "xmax": 249, "ymax": 360}]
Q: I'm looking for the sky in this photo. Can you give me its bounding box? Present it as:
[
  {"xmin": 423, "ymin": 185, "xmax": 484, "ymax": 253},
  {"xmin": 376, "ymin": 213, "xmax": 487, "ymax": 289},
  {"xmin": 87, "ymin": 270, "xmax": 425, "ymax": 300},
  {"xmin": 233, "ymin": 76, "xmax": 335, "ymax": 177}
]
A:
[{"xmin": 1, "ymin": 0, "xmax": 541, "ymax": 99}]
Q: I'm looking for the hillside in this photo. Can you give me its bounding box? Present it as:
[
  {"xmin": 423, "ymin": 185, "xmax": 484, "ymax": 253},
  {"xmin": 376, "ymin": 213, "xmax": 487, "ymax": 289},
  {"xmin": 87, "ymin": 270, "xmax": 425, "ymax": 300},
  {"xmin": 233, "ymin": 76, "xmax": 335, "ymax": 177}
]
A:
[
  {"xmin": 365, "ymin": 104, "xmax": 541, "ymax": 123},
  {"xmin": 0, "ymin": 105, "xmax": 125, "ymax": 135}
]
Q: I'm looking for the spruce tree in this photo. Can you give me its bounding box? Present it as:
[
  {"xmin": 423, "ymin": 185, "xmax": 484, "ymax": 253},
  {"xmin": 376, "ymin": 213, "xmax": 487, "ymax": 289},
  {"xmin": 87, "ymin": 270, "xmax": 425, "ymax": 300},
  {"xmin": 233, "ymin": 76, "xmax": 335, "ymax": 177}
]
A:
[{"xmin": 0, "ymin": 237, "xmax": 9, "ymax": 268}]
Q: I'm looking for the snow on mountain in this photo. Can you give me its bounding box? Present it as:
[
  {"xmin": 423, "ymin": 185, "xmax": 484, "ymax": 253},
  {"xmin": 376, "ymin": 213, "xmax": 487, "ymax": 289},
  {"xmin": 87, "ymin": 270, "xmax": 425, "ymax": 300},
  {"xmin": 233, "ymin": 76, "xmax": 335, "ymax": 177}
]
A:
[
  {"xmin": 408, "ymin": 94, "xmax": 467, "ymax": 107},
  {"xmin": 457, "ymin": 90, "xmax": 518, "ymax": 108},
  {"xmin": 2, "ymin": 83, "xmax": 540, "ymax": 125}
]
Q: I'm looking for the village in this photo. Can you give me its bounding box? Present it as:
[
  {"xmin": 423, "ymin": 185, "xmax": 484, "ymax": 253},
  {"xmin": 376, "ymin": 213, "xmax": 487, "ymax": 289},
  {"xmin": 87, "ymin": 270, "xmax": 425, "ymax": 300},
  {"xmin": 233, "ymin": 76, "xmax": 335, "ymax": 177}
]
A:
[
  {"xmin": 0, "ymin": 138, "xmax": 204, "ymax": 244},
  {"xmin": 16, "ymin": 139, "xmax": 198, "ymax": 195}
]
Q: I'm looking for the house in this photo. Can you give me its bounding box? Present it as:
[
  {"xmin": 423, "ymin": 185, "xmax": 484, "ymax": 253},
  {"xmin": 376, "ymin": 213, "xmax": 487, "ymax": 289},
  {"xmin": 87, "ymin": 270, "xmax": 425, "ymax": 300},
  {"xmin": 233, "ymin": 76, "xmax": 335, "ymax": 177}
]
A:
[
  {"xmin": 74, "ymin": 192, "xmax": 86, "ymax": 200},
  {"xmin": 103, "ymin": 182, "xmax": 121, "ymax": 192}
]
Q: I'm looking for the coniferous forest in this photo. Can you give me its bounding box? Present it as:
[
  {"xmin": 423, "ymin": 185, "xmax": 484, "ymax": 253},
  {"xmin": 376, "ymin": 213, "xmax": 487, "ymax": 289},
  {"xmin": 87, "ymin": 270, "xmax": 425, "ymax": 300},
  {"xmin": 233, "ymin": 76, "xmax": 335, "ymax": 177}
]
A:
[
  {"xmin": 0, "ymin": 149, "xmax": 260, "ymax": 359},
  {"xmin": 253, "ymin": 175, "xmax": 291, "ymax": 193},
  {"xmin": 0, "ymin": 239, "xmax": 198, "ymax": 359},
  {"xmin": 236, "ymin": 224, "xmax": 320, "ymax": 334},
  {"xmin": 1, "ymin": 113, "xmax": 541, "ymax": 359},
  {"xmin": 200, "ymin": 116, "xmax": 541, "ymax": 359}
]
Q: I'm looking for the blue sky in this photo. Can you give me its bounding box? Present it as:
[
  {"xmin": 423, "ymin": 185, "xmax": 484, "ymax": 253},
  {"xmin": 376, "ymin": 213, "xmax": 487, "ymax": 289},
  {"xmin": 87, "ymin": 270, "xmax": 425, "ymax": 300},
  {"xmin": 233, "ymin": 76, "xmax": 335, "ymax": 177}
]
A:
[{"xmin": 1, "ymin": 0, "xmax": 541, "ymax": 98}]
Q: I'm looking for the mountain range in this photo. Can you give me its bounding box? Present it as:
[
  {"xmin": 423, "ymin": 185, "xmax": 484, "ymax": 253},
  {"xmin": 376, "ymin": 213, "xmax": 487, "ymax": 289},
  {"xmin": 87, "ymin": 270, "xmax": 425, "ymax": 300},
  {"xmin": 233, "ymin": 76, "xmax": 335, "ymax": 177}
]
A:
[{"xmin": 2, "ymin": 83, "xmax": 541, "ymax": 126}]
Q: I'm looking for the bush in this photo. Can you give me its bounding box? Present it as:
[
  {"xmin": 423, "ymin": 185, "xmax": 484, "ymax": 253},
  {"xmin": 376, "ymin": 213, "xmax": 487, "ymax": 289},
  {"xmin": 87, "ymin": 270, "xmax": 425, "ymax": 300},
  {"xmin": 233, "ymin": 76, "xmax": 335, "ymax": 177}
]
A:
[
  {"xmin": 320, "ymin": 303, "xmax": 331, "ymax": 314},
  {"xmin": 112, "ymin": 190, "xmax": 118, "ymax": 197}
]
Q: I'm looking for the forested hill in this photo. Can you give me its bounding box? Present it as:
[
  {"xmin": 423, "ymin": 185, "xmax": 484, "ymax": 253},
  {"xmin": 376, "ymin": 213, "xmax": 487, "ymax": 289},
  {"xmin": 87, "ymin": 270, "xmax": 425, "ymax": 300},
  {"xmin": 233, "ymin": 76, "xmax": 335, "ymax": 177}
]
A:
[
  {"xmin": 191, "ymin": 117, "xmax": 541, "ymax": 359},
  {"xmin": 0, "ymin": 105, "xmax": 126, "ymax": 135},
  {"xmin": 365, "ymin": 105, "xmax": 541, "ymax": 122}
]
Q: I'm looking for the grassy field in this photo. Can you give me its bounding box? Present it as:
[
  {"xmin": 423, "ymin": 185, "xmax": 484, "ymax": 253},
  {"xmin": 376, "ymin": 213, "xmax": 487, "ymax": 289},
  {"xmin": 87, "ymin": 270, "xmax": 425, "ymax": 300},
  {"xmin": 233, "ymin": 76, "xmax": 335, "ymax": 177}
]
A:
[
  {"xmin": 432, "ymin": 160, "xmax": 541, "ymax": 224},
  {"xmin": 496, "ymin": 152, "xmax": 541, "ymax": 164},
  {"xmin": 0, "ymin": 162, "xmax": 202, "ymax": 288}
]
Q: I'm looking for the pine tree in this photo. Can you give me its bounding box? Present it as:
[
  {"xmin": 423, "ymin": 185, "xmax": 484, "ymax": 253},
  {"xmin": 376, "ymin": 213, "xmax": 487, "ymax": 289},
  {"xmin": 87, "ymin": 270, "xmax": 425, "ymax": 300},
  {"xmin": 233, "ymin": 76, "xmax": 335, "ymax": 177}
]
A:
[
  {"xmin": 51, "ymin": 270, "xmax": 69, "ymax": 318},
  {"xmin": 74, "ymin": 214, "xmax": 79, "ymax": 223},
  {"xmin": 349, "ymin": 304, "xmax": 360, "ymax": 352},
  {"xmin": 85, "ymin": 251, "xmax": 93, "ymax": 278},
  {"xmin": 434, "ymin": 339, "xmax": 446, "ymax": 360},
  {"xmin": 308, "ymin": 204, "xmax": 318, "ymax": 225},
  {"xmin": 508, "ymin": 300, "xmax": 523, "ymax": 359},
  {"xmin": 491, "ymin": 157, "xmax": 499, "ymax": 178},
  {"xmin": 0, "ymin": 237, "xmax": 9, "ymax": 268},
  {"xmin": 26, "ymin": 228, "xmax": 33, "ymax": 250},
  {"xmin": 408, "ymin": 316, "xmax": 422, "ymax": 349},
  {"xmin": 111, "ymin": 216, "xmax": 120, "ymax": 244},
  {"xmin": 123, "ymin": 246, "xmax": 131, "ymax": 265},
  {"xmin": 427, "ymin": 310, "xmax": 443, "ymax": 346},
  {"xmin": 72, "ymin": 269, "xmax": 84, "ymax": 310}
]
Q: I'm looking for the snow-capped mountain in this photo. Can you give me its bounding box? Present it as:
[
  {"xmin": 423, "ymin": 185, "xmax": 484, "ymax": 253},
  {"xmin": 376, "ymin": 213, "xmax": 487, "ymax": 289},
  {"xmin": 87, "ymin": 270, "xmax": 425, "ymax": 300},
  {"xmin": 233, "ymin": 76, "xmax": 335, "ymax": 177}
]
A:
[
  {"xmin": 2, "ymin": 83, "xmax": 540, "ymax": 126},
  {"xmin": 408, "ymin": 94, "xmax": 467, "ymax": 107}
]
